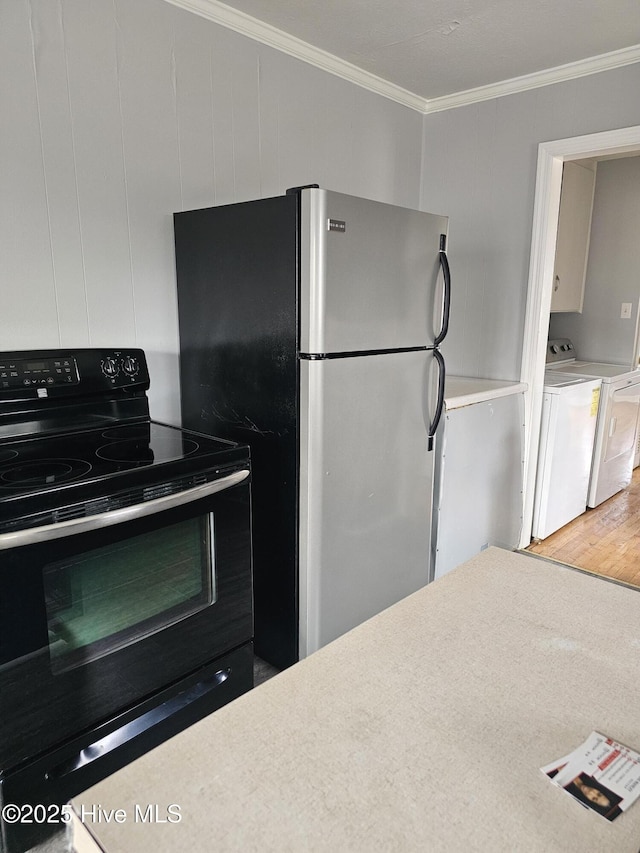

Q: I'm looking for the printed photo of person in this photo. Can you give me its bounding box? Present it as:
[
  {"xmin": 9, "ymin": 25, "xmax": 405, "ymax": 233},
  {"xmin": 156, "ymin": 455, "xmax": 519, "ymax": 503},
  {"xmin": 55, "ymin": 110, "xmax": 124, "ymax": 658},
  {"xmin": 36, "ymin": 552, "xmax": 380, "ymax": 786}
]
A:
[{"xmin": 563, "ymin": 773, "xmax": 623, "ymax": 821}]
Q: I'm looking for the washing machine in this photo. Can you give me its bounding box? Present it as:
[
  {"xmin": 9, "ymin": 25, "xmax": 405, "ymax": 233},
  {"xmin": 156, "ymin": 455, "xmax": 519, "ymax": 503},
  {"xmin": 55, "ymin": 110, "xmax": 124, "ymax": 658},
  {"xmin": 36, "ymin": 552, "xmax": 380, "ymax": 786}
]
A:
[
  {"xmin": 546, "ymin": 338, "xmax": 640, "ymax": 508},
  {"xmin": 533, "ymin": 371, "xmax": 601, "ymax": 539}
]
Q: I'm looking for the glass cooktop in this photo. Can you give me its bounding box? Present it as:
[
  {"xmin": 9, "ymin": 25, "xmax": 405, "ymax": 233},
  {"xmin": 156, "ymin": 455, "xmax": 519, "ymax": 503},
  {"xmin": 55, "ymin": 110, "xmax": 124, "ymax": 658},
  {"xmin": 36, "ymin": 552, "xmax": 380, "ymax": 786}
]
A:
[{"xmin": 0, "ymin": 421, "xmax": 241, "ymax": 494}]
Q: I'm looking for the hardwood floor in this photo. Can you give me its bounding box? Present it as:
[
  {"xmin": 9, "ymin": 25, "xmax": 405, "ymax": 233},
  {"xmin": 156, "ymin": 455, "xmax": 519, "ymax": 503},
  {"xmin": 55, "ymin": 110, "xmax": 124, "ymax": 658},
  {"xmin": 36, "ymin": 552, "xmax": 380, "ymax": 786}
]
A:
[{"xmin": 526, "ymin": 467, "xmax": 640, "ymax": 587}]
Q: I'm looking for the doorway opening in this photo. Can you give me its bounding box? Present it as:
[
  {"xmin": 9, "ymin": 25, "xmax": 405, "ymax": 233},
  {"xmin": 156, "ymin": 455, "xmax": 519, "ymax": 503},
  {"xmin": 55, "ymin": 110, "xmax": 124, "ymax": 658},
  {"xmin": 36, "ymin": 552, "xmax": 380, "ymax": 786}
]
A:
[{"xmin": 519, "ymin": 124, "xmax": 640, "ymax": 585}]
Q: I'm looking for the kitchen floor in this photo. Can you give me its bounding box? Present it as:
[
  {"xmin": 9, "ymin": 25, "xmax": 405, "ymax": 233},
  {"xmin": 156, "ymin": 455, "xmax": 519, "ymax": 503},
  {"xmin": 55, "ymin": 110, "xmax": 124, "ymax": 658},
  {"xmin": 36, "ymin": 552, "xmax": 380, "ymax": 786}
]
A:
[
  {"xmin": 24, "ymin": 657, "xmax": 280, "ymax": 853},
  {"xmin": 527, "ymin": 467, "xmax": 640, "ymax": 587}
]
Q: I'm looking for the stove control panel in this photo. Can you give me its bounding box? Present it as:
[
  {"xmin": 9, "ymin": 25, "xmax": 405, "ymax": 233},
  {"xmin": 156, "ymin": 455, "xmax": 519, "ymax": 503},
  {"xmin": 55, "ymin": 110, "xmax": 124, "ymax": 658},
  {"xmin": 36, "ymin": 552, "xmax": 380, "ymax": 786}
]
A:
[
  {"xmin": 0, "ymin": 355, "xmax": 79, "ymax": 389},
  {"xmin": 0, "ymin": 349, "xmax": 149, "ymax": 397}
]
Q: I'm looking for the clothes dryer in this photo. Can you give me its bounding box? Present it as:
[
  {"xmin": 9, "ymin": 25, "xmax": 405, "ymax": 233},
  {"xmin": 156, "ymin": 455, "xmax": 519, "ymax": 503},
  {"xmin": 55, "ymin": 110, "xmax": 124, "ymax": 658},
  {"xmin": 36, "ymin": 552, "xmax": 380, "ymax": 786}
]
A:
[{"xmin": 546, "ymin": 339, "xmax": 640, "ymax": 507}]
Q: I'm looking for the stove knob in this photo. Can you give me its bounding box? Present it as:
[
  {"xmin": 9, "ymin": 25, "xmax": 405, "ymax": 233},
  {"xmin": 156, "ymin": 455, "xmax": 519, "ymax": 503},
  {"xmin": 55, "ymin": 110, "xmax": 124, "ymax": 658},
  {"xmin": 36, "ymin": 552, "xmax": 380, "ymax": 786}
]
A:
[
  {"xmin": 122, "ymin": 355, "xmax": 139, "ymax": 377},
  {"xmin": 550, "ymin": 344, "xmax": 559, "ymax": 354},
  {"xmin": 101, "ymin": 356, "xmax": 119, "ymax": 378}
]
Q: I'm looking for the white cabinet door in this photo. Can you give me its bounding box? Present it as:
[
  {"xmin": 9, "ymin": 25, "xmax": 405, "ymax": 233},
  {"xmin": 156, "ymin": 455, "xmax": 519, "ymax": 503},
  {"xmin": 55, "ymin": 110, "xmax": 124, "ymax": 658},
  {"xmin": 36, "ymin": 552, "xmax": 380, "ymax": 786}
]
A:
[
  {"xmin": 551, "ymin": 161, "xmax": 596, "ymax": 313},
  {"xmin": 432, "ymin": 394, "xmax": 525, "ymax": 579}
]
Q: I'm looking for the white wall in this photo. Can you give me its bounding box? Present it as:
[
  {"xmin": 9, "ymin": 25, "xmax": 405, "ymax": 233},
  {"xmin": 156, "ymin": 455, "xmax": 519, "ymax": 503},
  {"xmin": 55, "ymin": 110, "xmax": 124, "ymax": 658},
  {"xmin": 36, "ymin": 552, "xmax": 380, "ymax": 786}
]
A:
[
  {"xmin": 1, "ymin": 0, "xmax": 423, "ymax": 423},
  {"xmin": 420, "ymin": 64, "xmax": 640, "ymax": 381},
  {"xmin": 549, "ymin": 156, "xmax": 640, "ymax": 366}
]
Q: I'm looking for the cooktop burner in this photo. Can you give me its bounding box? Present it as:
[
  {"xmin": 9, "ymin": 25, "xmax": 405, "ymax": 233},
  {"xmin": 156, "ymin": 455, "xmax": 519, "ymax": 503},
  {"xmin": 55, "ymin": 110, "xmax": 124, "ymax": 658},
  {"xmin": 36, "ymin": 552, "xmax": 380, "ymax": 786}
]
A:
[
  {"xmin": 0, "ymin": 421, "xmax": 237, "ymax": 495},
  {"xmin": 97, "ymin": 424, "xmax": 199, "ymax": 464},
  {"xmin": 0, "ymin": 459, "xmax": 92, "ymax": 488}
]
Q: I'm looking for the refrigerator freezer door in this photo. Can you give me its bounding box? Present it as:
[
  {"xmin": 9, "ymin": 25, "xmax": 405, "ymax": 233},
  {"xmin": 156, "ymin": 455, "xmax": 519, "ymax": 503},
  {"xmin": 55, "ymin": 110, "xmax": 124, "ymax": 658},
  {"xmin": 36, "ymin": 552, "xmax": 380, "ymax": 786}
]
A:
[
  {"xmin": 299, "ymin": 350, "xmax": 435, "ymax": 657},
  {"xmin": 300, "ymin": 189, "xmax": 448, "ymax": 354}
]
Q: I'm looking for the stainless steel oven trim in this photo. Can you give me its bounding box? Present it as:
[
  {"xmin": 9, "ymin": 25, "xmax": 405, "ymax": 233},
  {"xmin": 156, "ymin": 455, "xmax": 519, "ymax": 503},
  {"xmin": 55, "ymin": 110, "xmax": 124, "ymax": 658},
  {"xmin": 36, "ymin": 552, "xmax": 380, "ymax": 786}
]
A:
[{"xmin": 0, "ymin": 468, "xmax": 249, "ymax": 550}]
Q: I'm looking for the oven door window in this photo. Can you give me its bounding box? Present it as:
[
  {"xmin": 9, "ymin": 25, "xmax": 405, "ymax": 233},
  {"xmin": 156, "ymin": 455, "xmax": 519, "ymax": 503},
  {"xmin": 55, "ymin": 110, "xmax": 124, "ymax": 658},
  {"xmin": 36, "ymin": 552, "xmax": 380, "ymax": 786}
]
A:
[{"xmin": 43, "ymin": 514, "xmax": 215, "ymax": 672}]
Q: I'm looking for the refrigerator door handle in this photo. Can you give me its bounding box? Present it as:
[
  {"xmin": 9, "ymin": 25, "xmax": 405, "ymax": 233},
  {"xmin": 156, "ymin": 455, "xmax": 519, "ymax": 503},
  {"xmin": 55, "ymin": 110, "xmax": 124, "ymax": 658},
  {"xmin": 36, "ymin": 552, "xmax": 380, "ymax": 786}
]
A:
[
  {"xmin": 434, "ymin": 234, "xmax": 451, "ymax": 347},
  {"xmin": 428, "ymin": 348, "xmax": 446, "ymax": 451}
]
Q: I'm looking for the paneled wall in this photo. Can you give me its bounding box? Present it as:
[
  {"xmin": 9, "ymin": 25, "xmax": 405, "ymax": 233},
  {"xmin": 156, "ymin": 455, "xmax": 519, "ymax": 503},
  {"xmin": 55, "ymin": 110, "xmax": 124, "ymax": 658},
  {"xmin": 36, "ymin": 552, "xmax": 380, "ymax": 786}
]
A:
[
  {"xmin": 420, "ymin": 64, "xmax": 640, "ymax": 381},
  {"xmin": 6, "ymin": 0, "xmax": 640, "ymax": 413},
  {"xmin": 1, "ymin": 0, "xmax": 423, "ymax": 423}
]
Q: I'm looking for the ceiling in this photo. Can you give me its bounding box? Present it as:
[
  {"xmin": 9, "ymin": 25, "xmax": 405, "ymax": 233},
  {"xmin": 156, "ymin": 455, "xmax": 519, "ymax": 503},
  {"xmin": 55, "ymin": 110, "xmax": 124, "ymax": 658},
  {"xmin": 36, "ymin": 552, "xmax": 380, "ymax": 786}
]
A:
[{"xmin": 170, "ymin": 0, "xmax": 640, "ymax": 111}]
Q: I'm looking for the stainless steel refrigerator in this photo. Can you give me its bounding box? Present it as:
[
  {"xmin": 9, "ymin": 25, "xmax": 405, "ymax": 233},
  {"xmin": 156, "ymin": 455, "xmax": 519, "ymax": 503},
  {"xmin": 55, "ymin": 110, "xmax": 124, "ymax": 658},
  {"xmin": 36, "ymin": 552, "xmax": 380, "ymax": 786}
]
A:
[{"xmin": 175, "ymin": 186, "xmax": 450, "ymax": 670}]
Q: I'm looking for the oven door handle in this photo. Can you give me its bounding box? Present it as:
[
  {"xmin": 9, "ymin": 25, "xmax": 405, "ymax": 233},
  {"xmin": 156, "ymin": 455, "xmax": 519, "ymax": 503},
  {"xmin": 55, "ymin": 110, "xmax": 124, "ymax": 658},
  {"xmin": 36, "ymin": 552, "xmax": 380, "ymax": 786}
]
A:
[{"xmin": 0, "ymin": 468, "xmax": 250, "ymax": 550}]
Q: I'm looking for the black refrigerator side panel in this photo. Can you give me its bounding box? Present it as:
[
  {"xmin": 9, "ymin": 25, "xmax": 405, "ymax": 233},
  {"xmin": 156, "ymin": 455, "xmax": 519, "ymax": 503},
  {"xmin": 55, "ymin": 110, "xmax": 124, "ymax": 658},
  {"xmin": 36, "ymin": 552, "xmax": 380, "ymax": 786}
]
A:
[{"xmin": 175, "ymin": 195, "xmax": 299, "ymax": 670}]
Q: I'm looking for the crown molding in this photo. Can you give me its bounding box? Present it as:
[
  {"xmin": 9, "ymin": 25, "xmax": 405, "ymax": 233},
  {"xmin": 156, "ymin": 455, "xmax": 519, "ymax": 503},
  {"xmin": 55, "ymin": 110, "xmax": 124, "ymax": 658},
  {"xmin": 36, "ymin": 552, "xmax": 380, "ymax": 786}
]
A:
[
  {"xmin": 162, "ymin": 0, "xmax": 425, "ymax": 112},
  {"xmin": 424, "ymin": 44, "xmax": 640, "ymax": 113},
  {"xmin": 164, "ymin": 0, "xmax": 640, "ymax": 115}
]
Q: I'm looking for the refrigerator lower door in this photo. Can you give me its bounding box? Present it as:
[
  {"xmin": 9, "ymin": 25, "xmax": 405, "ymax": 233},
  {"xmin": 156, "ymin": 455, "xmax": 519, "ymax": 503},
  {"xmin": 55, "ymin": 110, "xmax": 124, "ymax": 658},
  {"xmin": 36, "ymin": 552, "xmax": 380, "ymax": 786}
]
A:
[{"xmin": 299, "ymin": 350, "xmax": 434, "ymax": 657}]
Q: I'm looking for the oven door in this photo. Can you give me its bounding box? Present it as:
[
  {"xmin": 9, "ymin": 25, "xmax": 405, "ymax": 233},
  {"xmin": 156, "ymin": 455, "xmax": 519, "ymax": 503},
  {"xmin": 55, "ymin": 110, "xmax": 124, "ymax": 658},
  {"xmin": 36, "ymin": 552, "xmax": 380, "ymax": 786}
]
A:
[{"xmin": 0, "ymin": 468, "xmax": 252, "ymax": 779}]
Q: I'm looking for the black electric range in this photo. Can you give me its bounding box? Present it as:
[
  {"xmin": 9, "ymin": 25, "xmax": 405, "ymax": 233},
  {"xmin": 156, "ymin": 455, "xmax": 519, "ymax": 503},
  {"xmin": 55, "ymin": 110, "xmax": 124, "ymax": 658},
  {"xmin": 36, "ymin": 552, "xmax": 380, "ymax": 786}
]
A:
[{"xmin": 0, "ymin": 349, "xmax": 253, "ymax": 853}]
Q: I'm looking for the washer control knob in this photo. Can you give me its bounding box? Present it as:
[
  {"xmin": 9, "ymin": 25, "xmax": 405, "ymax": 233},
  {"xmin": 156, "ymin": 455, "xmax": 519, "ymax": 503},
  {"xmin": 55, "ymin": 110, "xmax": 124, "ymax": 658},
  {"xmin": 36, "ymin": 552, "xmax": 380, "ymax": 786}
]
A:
[
  {"xmin": 101, "ymin": 356, "xmax": 119, "ymax": 378},
  {"xmin": 122, "ymin": 355, "xmax": 139, "ymax": 377},
  {"xmin": 550, "ymin": 344, "xmax": 559, "ymax": 354}
]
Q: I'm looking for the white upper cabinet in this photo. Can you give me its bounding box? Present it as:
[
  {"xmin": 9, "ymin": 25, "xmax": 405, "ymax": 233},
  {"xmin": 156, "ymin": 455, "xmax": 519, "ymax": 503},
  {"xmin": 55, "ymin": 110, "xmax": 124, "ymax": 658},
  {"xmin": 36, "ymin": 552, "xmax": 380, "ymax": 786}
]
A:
[{"xmin": 551, "ymin": 161, "xmax": 596, "ymax": 313}]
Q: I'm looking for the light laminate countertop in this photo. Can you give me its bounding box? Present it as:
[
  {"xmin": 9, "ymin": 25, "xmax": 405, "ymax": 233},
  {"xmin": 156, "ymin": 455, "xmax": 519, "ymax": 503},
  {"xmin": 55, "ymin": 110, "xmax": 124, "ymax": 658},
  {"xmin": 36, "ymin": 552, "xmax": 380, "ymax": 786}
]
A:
[
  {"xmin": 72, "ymin": 548, "xmax": 640, "ymax": 852},
  {"xmin": 445, "ymin": 375, "xmax": 527, "ymax": 409}
]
